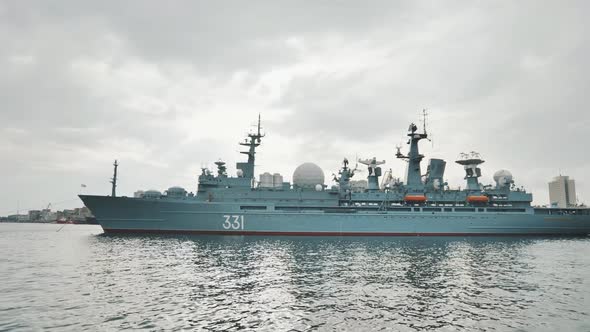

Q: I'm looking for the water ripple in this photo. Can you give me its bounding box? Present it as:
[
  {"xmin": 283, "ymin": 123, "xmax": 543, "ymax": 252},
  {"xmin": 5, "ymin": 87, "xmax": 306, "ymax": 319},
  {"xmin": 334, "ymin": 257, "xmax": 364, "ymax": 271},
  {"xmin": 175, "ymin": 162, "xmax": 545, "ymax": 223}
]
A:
[{"xmin": 0, "ymin": 224, "xmax": 589, "ymax": 331}]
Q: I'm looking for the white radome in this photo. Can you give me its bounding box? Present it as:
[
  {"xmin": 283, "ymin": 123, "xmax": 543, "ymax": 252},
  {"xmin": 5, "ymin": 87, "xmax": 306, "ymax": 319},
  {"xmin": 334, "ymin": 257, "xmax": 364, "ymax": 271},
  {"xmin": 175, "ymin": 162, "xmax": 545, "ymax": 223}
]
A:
[
  {"xmin": 493, "ymin": 169, "xmax": 513, "ymax": 187},
  {"xmin": 293, "ymin": 162, "xmax": 325, "ymax": 189}
]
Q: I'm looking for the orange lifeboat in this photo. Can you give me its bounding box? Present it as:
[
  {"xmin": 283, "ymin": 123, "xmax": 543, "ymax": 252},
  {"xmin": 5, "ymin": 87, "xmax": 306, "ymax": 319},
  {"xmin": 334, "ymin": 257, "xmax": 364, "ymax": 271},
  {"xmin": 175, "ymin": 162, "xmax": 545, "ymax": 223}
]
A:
[
  {"xmin": 467, "ymin": 195, "xmax": 489, "ymax": 204},
  {"xmin": 405, "ymin": 195, "xmax": 427, "ymax": 203}
]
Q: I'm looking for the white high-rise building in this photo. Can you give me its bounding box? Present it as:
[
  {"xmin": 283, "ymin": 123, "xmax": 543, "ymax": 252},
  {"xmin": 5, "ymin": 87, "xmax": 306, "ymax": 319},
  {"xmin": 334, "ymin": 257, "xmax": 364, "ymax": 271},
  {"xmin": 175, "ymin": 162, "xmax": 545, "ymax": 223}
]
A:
[{"xmin": 548, "ymin": 176, "xmax": 576, "ymax": 208}]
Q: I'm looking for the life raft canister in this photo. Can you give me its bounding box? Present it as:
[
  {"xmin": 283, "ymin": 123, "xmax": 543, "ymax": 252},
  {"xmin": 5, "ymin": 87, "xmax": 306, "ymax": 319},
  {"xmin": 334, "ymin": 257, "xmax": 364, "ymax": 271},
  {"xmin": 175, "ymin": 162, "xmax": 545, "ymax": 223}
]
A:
[
  {"xmin": 405, "ymin": 195, "xmax": 427, "ymax": 203},
  {"xmin": 466, "ymin": 195, "xmax": 489, "ymax": 204}
]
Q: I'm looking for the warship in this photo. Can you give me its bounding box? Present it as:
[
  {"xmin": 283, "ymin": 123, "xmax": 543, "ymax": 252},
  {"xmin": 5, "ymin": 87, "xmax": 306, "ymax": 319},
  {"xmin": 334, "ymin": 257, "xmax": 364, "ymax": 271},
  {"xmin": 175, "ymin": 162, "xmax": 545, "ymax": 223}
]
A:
[{"xmin": 80, "ymin": 114, "xmax": 590, "ymax": 236}]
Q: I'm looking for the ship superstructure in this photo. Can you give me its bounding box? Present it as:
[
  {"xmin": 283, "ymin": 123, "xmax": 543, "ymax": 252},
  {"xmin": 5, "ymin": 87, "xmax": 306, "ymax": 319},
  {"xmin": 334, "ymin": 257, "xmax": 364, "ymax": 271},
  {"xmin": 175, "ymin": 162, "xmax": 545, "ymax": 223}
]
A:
[{"xmin": 80, "ymin": 115, "xmax": 590, "ymax": 236}]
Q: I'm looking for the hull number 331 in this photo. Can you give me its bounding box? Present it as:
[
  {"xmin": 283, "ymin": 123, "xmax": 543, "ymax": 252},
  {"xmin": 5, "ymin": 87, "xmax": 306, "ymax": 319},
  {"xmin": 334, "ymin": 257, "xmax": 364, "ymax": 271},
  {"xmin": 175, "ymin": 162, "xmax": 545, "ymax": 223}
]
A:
[{"xmin": 222, "ymin": 215, "xmax": 245, "ymax": 230}]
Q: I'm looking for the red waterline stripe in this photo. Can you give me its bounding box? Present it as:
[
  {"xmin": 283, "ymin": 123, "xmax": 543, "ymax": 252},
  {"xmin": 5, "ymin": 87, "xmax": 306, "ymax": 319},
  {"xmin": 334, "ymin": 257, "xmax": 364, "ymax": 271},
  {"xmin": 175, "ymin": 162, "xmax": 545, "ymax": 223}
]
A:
[{"xmin": 102, "ymin": 229, "xmax": 583, "ymax": 236}]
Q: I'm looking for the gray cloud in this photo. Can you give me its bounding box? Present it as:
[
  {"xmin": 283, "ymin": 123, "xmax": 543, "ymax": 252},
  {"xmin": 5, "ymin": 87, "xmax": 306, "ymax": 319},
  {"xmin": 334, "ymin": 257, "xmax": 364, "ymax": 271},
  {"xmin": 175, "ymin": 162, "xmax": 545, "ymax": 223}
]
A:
[{"xmin": 1, "ymin": 1, "xmax": 589, "ymax": 214}]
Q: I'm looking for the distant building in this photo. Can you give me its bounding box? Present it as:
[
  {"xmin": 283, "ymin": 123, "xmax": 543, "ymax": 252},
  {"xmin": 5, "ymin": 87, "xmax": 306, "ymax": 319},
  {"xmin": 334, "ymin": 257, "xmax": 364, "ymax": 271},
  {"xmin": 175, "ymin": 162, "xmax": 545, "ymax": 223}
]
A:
[
  {"xmin": 549, "ymin": 175, "xmax": 576, "ymax": 208},
  {"xmin": 28, "ymin": 210, "xmax": 42, "ymax": 222},
  {"xmin": 41, "ymin": 209, "xmax": 57, "ymax": 222},
  {"xmin": 7, "ymin": 214, "xmax": 29, "ymax": 222},
  {"xmin": 0, "ymin": 206, "xmax": 93, "ymax": 223},
  {"xmin": 76, "ymin": 207, "xmax": 93, "ymax": 219},
  {"xmin": 62, "ymin": 209, "xmax": 76, "ymax": 219}
]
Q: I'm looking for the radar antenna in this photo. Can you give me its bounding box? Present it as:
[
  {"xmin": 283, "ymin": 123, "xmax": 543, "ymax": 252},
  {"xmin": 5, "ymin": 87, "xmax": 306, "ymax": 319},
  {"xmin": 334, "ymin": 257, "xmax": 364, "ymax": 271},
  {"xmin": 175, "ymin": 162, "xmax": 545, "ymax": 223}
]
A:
[
  {"xmin": 422, "ymin": 109, "xmax": 428, "ymax": 135},
  {"xmin": 214, "ymin": 159, "xmax": 227, "ymax": 177},
  {"xmin": 358, "ymin": 157, "xmax": 386, "ymax": 176},
  {"xmin": 358, "ymin": 157, "xmax": 385, "ymax": 192},
  {"xmin": 421, "ymin": 108, "xmax": 432, "ymax": 143},
  {"xmin": 395, "ymin": 145, "xmax": 405, "ymax": 161},
  {"xmin": 258, "ymin": 113, "xmax": 263, "ymax": 137}
]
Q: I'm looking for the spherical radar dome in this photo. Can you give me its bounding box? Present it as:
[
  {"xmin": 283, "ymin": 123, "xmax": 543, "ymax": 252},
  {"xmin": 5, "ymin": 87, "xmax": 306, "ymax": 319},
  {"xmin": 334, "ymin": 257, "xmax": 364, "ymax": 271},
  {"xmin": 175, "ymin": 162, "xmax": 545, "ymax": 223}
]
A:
[
  {"xmin": 493, "ymin": 169, "xmax": 513, "ymax": 187},
  {"xmin": 293, "ymin": 162, "xmax": 325, "ymax": 189}
]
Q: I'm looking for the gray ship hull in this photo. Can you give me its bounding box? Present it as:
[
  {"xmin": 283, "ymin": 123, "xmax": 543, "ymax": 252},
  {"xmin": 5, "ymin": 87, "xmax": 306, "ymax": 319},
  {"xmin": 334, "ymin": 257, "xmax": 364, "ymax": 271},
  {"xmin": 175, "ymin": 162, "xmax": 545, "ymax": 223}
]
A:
[{"xmin": 80, "ymin": 195, "xmax": 590, "ymax": 236}]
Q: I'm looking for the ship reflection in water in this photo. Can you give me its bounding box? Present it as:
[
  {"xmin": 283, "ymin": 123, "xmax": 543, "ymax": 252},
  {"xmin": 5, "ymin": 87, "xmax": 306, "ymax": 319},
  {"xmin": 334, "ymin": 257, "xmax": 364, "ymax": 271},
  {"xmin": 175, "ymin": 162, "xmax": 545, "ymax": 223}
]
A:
[{"xmin": 1, "ymin": 224, "xmax": 588, "ymax": 331}]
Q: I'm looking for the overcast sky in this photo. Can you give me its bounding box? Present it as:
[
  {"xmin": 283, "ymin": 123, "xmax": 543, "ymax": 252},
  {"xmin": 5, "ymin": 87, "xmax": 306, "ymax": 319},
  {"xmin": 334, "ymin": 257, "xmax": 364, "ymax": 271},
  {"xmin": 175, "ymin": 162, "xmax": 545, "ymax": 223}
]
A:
[{"xmin": 1, "ymin": 1, "xmax": 589, "ymax": 214}]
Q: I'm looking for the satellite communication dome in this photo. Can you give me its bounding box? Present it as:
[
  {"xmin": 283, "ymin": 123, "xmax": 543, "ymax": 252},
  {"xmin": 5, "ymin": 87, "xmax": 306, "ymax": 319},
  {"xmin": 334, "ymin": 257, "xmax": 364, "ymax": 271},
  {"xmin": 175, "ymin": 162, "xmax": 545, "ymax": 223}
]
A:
[
  {"xmin": 493, "ymin": 170, "xmax": 513, "ymax": 187},
  {"xmin": 166, "ymin": 186, "xmax": 187, "ymax": 198},
  {"xmin": 293, "ymin": 162, "xmax": 325, "ymax": 189}
]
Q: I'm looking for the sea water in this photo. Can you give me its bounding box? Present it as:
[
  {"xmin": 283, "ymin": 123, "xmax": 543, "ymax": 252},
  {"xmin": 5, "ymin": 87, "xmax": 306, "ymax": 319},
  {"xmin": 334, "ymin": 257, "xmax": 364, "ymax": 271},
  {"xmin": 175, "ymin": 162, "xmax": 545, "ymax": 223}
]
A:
[{"xmin": 0, "ymin": 223, "xmax": 588, "ymax": 331}]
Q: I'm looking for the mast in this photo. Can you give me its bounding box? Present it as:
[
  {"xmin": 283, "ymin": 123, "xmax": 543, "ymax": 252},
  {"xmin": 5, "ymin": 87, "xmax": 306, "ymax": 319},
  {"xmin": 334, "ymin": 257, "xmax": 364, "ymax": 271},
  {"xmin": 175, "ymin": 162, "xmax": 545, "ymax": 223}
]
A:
[
  {"xmin": 422, "ymin": 109, "xmax": 428, "ymax": 135},
  {"xmin": 333, "ymin": 158, "xmax": 357, "ymax": 200},
  {"xmin": 396, "ymin": 111, "xmax": 428, "ymax": 190},
  {"xmin": 236, "ymin": 114, "xmax": 264, "ymax": 179},
  {"xmin": 110, "ymin": 160, "xmax": 119, "ymax": 197}
]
